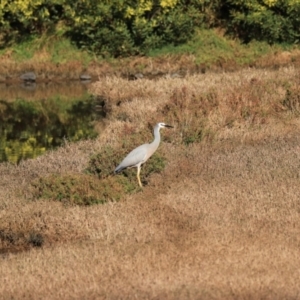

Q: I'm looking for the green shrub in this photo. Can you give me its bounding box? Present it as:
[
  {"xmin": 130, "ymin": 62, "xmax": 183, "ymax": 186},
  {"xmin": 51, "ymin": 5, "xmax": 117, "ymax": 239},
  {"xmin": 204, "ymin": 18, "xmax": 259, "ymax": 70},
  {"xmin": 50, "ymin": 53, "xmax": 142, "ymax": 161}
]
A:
[
  {"xmin": 0, "ymin": 0, "xmax": 206, "ymax": 56},
  {"xmin": 0, "ymin": 0, "xmax": 64, "ymax": 46},
  {"xmin": 31, "ymin": 173, "xmax": 127, "ymax": 205},
  {"xmin": 2, "ymin": 0, "xmax": 298, "ymax": 57},
  {"xmin": 221, "ymin": 0, "xmax": 300, "ymax": 44},
  {"xmin": 64, "ymin": 0, "xmax": 206, "ymax": 56}
]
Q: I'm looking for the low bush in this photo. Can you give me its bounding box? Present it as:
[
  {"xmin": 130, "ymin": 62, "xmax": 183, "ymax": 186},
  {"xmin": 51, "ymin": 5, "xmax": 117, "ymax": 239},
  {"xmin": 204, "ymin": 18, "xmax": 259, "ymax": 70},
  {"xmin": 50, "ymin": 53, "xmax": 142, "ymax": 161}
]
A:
[
  {"xmin": 0, "ymin": 0, "xmax": 206, "ymax": 56},
  {"xmin": 221, "ymin": 0, "xmax": 300, "ymax": 44},
  {"xmin": 31, "ymin": 173, "xmax": 129, "ymax": 205}
]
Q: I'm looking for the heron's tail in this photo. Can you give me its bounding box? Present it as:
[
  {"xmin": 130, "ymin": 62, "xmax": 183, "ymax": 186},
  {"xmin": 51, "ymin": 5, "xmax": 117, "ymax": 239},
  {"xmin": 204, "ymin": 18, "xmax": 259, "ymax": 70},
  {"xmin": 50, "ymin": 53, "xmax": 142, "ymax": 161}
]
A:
[{"xmin": 114, "ymin": 165, "xmax": 125, "ymax": 174}]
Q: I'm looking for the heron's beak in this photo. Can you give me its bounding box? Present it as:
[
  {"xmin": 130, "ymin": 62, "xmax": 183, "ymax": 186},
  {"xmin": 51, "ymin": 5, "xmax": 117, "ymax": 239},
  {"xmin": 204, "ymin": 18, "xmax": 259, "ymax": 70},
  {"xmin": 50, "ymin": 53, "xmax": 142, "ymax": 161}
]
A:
[{"xmin": 164, "ymin": 124, "xmax": 174, "ymax": 128}]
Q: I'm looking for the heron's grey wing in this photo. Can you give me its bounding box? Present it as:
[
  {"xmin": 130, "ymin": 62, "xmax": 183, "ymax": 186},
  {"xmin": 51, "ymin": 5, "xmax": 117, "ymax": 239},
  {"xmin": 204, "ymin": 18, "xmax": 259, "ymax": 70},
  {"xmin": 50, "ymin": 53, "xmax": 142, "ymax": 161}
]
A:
[{"xmin": 115, "ymin": 144, "xmax": 148, "ymax": 173}]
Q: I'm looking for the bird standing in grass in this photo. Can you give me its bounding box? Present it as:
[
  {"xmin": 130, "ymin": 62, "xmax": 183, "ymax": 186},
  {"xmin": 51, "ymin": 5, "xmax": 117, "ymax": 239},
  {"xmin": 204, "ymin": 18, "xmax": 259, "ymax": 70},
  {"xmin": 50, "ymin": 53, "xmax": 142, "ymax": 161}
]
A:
[{"xmin": 114, "ymin": 122, "xmax": 173, "ymax": 187}]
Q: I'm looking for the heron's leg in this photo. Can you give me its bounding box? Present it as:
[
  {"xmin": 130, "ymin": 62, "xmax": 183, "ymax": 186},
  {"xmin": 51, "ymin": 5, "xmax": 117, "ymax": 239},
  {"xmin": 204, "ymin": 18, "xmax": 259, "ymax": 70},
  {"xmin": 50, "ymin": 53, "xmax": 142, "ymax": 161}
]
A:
[{"xmin": 137, "ymin": 166, "xmax": 143, "ymax": 188}]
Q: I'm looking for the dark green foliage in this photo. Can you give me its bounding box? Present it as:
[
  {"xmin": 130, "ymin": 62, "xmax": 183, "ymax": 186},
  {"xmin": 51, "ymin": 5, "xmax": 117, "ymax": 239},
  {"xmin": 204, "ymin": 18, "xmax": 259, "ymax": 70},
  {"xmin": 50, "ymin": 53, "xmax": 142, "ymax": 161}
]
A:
[
  {"xmin": 31, "ymin": 127, "xmax": 167, "ymax": 206},
  {"xmin": 220, "ymin": 0, "xmax": 300, "ymax": 44},
  {"xmin": 0, "ymin": 1, "xmax": 65, "ymax": 47},
  {"xmin": 2, "ymin": 0, "xmax": 299, "ymax": 59},
  {"xmin": 0, "ymin": 0, "xmax": 206, "ymax": 56},
  {"xmin": 66, "ymin": 7, "xmax": 137, "ymax": 57},
  {"xmin": 87, "ymin": 145, "xmax": 123, "ymax": 179},
  {"xmin": 64, "ymin": 1, "xmax": 204, "ymax": 56},
  {"xmin": 142, "ymin": 153, "xmax": 166, "ymax": 175},
  {"xmin": 119, "ymin": 152, "xmax": 166, "ymax": 186},
  {"xmin": 31, "ymin": 173, "xmax": 127, "ymax": 205}
]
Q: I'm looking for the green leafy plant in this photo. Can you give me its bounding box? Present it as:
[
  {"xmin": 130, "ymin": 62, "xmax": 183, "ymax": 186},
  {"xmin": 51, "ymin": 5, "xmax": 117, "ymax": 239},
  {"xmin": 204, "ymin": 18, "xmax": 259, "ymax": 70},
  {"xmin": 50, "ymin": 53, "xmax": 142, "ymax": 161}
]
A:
[
  {"xmin": 222, "ymin": 0, "xmax": 300, "ymax": 44},
  {"xmin": 0, "ymin": 0, "xmax": 206, "ymax": 56}
]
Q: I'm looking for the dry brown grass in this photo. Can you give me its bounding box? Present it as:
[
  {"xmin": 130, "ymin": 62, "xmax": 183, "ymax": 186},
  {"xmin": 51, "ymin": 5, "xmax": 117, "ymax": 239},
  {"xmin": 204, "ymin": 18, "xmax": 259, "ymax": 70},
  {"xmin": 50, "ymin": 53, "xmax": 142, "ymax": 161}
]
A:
[{"xmin": 1, "ymin": 66, "xmax": 300, "ymax": 299}]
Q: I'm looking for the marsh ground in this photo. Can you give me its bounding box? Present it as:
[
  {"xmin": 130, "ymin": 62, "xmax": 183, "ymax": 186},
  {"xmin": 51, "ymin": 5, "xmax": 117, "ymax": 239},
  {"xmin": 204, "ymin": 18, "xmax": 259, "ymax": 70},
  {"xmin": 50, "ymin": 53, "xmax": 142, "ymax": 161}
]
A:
[{"xmin": 1, "ymin": 66, "xmax": 300, "ymax": 299}]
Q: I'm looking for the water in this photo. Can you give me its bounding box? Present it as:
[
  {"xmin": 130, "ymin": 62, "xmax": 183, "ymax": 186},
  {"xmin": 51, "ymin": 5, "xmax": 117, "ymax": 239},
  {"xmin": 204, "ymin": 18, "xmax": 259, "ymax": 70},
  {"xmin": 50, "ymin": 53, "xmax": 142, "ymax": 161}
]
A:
[{"xmin": 0, "ymin": 81, "xmax": 103, "ymax": 164}]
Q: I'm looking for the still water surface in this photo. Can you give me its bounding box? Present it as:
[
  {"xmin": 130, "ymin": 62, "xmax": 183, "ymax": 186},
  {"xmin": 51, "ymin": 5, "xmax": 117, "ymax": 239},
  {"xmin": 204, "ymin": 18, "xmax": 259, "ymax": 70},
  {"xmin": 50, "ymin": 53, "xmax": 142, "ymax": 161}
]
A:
[{"xmin": 0, "ymin": 81, "xmax": 102, "ymax": 164}]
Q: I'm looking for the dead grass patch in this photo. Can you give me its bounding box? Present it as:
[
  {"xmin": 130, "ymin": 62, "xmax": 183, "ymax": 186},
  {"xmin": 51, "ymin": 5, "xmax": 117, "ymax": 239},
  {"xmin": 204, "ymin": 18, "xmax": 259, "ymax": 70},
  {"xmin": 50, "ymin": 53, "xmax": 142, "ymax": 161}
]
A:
[
  {"xmin": 92, "ymin": 66, "xmax": 300, "ymax": 148},
  {"xmin": 1, "ymin": 66, "xmax": 300, "ymax": 298},
  {"xmin": 254, "ymin": 49, "xmax": 300, "ymax": 69},
  {"xmin": 1, "ymin": 131, "xmax": 300, "ymax": 298}
]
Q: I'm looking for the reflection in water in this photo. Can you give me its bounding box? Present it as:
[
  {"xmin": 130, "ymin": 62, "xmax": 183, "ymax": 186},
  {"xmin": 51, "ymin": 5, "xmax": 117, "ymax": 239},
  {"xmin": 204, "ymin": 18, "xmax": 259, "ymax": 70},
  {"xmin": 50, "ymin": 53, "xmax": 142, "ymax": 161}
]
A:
[
  {"xmin": 0, "ymin": 81, "xmax": 102, "ymax": 164},
  {"xmin": 0, "ymin": 81, "xmax": 91, "ymax": 102}
]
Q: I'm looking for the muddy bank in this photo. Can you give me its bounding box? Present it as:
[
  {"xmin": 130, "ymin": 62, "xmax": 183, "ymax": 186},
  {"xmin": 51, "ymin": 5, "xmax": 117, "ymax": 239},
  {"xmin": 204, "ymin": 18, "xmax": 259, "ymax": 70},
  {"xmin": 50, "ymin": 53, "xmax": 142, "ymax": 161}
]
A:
[
  {"xmin": 0, "ymin": 66, "xmax": 196, "ymax": 85},
  {"xmin": 1, "ymin": 50, "xmax": 300, "ymax": 86},
  {"xmin": 0, "ymin": 54, "xmax": 246, "ymax": 85}
]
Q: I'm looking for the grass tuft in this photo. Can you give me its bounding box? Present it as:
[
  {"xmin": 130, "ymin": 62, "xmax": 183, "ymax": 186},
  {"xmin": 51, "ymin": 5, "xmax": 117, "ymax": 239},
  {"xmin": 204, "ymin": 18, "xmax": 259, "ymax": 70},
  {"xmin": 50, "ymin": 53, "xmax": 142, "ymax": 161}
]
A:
[
  {"xmin": 282, "ymin": 86, "xmax": 300, "ymax": 116},
  {"xmin": 0, "ymin": 229, "xmax": 44, "ymax": 253},
  {"xmin": 28, "ymin": 232, "xmax": 44, "ymax": 248},
  {"xmin": 159, "ymin": 86, "xmax": 215, "ymax": 145}
]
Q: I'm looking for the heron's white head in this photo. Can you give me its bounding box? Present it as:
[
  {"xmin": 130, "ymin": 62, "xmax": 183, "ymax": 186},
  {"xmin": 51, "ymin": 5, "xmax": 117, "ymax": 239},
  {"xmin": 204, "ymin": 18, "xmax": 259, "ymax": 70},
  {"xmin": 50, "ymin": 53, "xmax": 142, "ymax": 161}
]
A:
[{"xmin": 157, "ymin": 122, "xmax": 173, "ymax": 129}]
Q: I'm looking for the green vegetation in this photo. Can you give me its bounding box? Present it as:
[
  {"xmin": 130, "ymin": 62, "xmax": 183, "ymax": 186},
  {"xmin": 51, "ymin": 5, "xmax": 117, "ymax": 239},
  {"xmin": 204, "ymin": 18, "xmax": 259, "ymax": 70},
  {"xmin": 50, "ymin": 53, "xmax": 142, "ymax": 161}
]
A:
[
  {"xmin": 1, "ymin": 0, "xmax": 299, "ymax": 60},
  {"xmin": 9, "ymin": 33, "xmax": 92, "ymax": 65},
  {"xmin": 1, "ymin": 28, "xmax": 297, "ymax": 76},
  {"xmin": 0, "ymin": 0, "xmax": 204, "ymax": 57},
  {"xmin": 149, "ymin": 29, "xmax": 285, "ymax": 66},
  {"xmin": 31, "ymin": 173, "xmax": 127, "ymax": 205},
  {"xmin": 224, "ymin": 0, "xmax": 300, "ymax": 44},
  {"xmin": 31, "ymin": 126, "xmax": 168, "ymax": 205}
]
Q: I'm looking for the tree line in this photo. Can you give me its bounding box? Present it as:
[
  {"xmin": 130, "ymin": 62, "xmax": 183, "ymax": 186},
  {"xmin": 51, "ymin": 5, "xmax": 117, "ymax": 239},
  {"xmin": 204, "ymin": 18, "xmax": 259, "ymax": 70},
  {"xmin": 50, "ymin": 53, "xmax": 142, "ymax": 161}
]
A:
[{"xmin": 0, "ymin": 0, "xmax": 299, "ymax": 57}]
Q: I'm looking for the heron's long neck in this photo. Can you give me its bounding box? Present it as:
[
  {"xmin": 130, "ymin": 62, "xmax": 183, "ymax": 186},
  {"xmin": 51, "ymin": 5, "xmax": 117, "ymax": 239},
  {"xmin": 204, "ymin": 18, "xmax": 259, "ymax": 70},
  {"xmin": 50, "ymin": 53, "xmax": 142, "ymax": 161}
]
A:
[{"xmin": 150, "ymin": 126, "xmax": 161, "ymax": 150}]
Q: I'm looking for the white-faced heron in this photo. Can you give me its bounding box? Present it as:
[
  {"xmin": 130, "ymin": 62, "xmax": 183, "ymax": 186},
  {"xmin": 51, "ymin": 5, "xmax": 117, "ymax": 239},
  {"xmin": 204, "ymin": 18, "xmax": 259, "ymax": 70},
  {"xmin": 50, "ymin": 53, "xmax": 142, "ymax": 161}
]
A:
[{"xmin": 114, "ymin": 122, "xmax": 173, "ymax": 187}]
